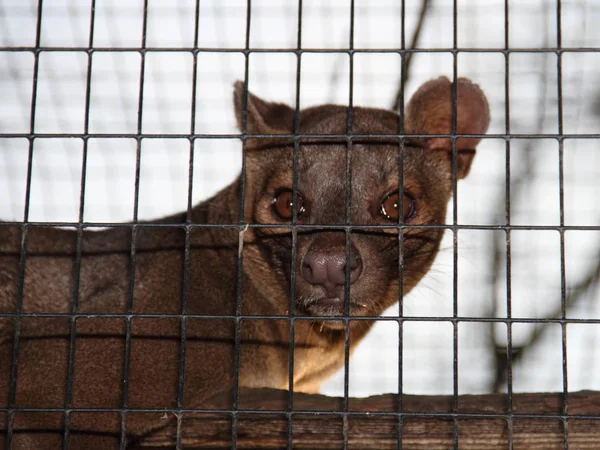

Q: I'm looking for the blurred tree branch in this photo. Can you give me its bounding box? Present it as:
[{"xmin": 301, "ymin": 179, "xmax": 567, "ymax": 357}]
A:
[
  {"xmin": 493, "ymin": 247, "xmax": 600, "ymax": 393},
  {"xmin": 328, "ymin": 0, "xmax": 431, "ymax": 106},
  {"xmin": 489, "ymin": 3, "xmax": 600, "ymax": 389},
  {"xmin": 488, "ymin": 8, "xmax": 554, "ymax": 392}
]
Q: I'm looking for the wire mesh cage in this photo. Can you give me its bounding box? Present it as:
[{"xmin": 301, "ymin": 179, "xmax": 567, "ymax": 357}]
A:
[{"xmin": 1, "ymin": 0, "xmax": 600, "ymax": 448}]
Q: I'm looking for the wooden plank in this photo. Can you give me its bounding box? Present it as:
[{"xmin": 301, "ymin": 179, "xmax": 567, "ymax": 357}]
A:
[{"xmin": 134, "ymin": 389, "xmax": 600, "ymax": 449}]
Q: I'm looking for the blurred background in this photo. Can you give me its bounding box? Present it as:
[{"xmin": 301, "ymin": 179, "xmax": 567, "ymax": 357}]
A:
[{"xmin": 0, "ymin": 0, "xmax": 599, "ymax": 397}]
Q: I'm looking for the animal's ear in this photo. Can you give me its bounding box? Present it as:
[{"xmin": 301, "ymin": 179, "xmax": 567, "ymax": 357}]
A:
[
  {"xmin": 404, "ymin": 77, "xmax": 490, "ymax": 179},
  {"xmin": 233, "ymin": 81, "xmax": 295, "ymax": 136}
]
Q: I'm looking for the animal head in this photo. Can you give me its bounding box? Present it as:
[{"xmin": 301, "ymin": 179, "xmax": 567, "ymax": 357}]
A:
[{"xmin": 234, "ymin": 77, "xmax": 489, "ymax": 329}]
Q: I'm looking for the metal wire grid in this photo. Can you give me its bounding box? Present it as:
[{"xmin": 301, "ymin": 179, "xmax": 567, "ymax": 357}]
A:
[{"xmin": 0, "ymin": 0, "xmax": 599, "ymax": 449}]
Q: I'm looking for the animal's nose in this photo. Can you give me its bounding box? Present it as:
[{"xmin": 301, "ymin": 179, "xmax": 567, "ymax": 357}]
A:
[{"xmin": 301, "ymin": 249, "xmax": 362, "ymax": 289}]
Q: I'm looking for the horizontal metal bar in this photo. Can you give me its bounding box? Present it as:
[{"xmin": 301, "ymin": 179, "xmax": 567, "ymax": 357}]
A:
[
  {"xmin": 0, "ymin": 222, "xmax": 598, "ymax": 231},
  {"xmin": 1, "ymin": 312, "xmax": 599, "ymax": 324},
  {"xmin": 0, "ymin": 406, "xmax": 599, "ymax": 421},
  {"xmin": 0, "ymin": 46, "xmax": 598, "ymax": 54},
  {"xmin": 0, "ymin": 133, "xmax": 599, "ymax": 140}
]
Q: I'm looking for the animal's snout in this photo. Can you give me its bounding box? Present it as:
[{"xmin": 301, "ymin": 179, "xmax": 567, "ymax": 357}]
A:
[{"xmin": 301, "ymin": 247, "xmax": 362, "ymax": 293}]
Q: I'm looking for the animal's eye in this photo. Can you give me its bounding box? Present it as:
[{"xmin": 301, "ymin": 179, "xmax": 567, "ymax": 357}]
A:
[
  {"xmin": 380, "ymin": 190, "xmax": 416, "ymax": 221},
  {"xmin": 272, "ymin": 189, "xmax": 306, "ymax": 220}
]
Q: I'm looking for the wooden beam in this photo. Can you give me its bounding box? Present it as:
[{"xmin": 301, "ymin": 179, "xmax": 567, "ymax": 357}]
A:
[{"xmin": 134, "ymin": 389, "xmax": 600, "ymax": 449}]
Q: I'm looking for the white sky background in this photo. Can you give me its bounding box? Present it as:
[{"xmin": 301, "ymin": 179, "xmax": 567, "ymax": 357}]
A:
[{"xmin": 0, "ymin": 0, "xmax": 599, "ymax": 397}]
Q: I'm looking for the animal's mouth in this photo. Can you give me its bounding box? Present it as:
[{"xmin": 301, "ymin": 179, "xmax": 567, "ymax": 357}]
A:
[{"xmin": 299, "ymin": 294, "xmax": 368, "ymax": 317}]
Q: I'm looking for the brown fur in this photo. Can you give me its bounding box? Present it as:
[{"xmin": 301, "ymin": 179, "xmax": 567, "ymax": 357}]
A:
[{"xmin": 0, "ymin": 77, "xmax": 489, "ymax": 449}]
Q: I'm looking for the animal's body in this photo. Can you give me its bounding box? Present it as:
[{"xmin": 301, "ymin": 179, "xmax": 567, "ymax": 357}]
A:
[{"xmin": 0, "ymin": 77, "xmax": 489, "ymax": 449}]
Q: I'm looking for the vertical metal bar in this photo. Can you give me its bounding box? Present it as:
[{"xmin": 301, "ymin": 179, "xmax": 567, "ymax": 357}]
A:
[
  {"xmin": 343, "ymin": 2, "xmax": 356, "ymax": 449},
  {"xmin": 451, "ymin": 1, "xmax": 459, "ymax": 448},
  {"xmin": 62, "ymin": 1, "xmax": 96, "ymax": 448},
  {"xmin": 232, "ymin": 2, "xmax": 253, "ymax": 448},
  {"xmin": 175, "ymin": 1, "xmax": 202, "ymax": 448},
  {"xmin": 504, "ymin": 2, "xmax": 515, "ymax": 450},
  {"xmin": 555, "ymin": 2, "xmax": 568, "ymax": 449},
  {"xmin": 119, "ymin": 1, "xmax": 149, "ymax": 448},
  {"xmin": 5, "ymin": 0, "xmax": 44, "ymax": 447},
  {"xmin": 397, "ymin": 2, "xmax": 407, "ymax": 449},
  {"xmin": 287, "ymin": 0, "xmax": 303, "ymax": 448}
]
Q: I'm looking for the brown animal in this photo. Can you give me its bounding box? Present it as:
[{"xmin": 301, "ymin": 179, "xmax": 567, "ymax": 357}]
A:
[{"xmin": 0, "ymin": 76, "xmax": 489, "ymax": 449}]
